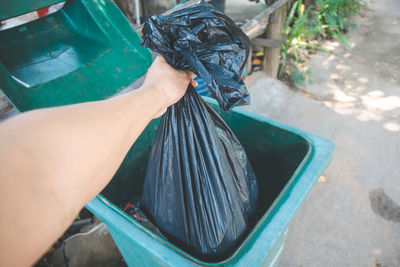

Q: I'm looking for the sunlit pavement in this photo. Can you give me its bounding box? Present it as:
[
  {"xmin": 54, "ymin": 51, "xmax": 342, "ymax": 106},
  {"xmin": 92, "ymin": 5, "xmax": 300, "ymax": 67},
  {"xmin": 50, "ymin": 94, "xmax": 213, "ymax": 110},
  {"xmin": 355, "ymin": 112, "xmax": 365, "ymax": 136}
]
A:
[{"xmin": 244, "ymin": 0, "xmax": 400, "ymax": 265}]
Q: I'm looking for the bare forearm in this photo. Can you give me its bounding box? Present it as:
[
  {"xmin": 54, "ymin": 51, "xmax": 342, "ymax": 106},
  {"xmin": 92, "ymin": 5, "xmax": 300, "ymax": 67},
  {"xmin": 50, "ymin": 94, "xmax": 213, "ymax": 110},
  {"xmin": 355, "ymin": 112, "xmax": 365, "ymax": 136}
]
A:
[
  {"xmin": 0, "ymin": 55, "xmax": 191, "ymax": 266},
  {"xmin": 0, "ymin": 86, "xmax": 164, "ymax": 266}
]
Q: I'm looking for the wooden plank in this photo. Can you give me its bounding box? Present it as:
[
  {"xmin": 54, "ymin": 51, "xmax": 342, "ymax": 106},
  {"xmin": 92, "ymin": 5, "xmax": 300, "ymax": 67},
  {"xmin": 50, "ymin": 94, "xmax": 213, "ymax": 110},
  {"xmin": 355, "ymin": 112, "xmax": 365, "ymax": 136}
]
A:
[
  {"xmin": 136, "ymin": 0, "xmax": 290, "ymax": 39},
  {"xmin": 252, "ymin": 38, "xmax": 282, "ymax": 48},
  {"xmin": 263, "ymin": 4, "xmax": 288, "ymax": 77},
  {"xmin": 240, "ymin": 0, "xmax": 291, "ymax": 39},
  {"xmin": 244, "ymin": 45, "xmax": 253, "ymax": 75}
]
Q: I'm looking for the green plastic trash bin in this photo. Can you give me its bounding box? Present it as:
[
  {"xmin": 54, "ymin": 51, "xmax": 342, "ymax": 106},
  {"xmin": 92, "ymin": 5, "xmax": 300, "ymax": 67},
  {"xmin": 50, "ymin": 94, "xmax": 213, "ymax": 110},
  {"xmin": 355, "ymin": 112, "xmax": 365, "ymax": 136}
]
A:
[
  {"xmin": 0, "ymin": 0, "xmax": 152, "ymax": 112},
  {"xmin": 0, "ymin": 1, "xmax": 334, "ymax": 265},
  {"xmin": 87, "ymin": 97, "xmax": 334, "ymax": 266}
]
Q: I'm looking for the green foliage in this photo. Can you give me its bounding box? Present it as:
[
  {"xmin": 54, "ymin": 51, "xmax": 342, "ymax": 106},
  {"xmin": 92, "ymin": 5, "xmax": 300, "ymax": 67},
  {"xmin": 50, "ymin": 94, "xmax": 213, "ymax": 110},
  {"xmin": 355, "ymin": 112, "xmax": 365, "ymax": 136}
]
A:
[
  {"xmin": 279, "ymin": 0, "xmax": 363, "ymax": 83},
  {"xmin": 316, "ymin": 0, "xmax": 362, "ymax": 42},
  {"xmin": 289, "ymin": 64, "xmax": 311, "ymax": 85}
]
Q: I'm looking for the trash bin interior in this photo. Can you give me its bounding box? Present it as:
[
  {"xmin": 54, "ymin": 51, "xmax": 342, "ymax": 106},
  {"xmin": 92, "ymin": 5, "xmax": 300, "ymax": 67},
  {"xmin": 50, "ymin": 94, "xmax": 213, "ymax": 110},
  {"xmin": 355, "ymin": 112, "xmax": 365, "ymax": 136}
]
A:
[{"xmin": 100, "ymin": 99, "xmax": 312, "ymax": 261}]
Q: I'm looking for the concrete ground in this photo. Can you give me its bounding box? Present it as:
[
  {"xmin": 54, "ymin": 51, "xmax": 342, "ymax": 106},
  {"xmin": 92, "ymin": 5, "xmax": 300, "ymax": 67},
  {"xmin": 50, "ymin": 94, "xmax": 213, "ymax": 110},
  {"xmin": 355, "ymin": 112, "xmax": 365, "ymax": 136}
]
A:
[
  {"xmin": 243, "ymin": 0, "xmax": 400, "ymax": 266},
  {"xmin": 225, "ymin": 0, "xmax": 266, "ymax": 22}
]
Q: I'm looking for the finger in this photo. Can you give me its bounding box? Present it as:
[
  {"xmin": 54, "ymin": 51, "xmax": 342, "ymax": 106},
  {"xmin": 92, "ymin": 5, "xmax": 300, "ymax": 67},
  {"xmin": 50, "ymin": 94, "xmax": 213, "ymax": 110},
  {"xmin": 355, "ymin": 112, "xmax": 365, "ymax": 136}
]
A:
[{"xmin": 191, "ymin": 79, "xmax": 198, "ymax": 87}]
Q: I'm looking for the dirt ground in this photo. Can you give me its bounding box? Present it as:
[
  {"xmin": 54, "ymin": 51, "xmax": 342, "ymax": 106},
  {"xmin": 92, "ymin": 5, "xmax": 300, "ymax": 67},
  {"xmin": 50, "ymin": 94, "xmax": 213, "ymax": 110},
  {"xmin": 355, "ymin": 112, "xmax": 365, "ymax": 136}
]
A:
[{"xmin": 244, "ymin": 0, "xmax": 400, "ymax": 266}]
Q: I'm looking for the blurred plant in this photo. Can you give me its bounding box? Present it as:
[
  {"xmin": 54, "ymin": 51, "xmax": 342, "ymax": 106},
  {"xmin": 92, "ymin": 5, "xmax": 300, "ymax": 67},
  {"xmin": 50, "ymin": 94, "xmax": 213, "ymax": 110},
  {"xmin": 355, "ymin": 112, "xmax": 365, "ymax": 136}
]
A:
[
  {"xmin": 279, "ymin": 0, "xmax": 363, "ymax": 84},
  {"xmin": 316, "ymin": 0, "xmax": 362, "ymax": 42}
]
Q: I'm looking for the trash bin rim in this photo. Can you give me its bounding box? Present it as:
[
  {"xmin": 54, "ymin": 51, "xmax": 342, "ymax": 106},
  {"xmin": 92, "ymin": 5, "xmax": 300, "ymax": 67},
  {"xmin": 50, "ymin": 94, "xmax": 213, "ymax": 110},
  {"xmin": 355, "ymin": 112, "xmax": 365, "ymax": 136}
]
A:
[{"xmin": 88, "ymin": 97, "xmax": 323, "ymax": 265}]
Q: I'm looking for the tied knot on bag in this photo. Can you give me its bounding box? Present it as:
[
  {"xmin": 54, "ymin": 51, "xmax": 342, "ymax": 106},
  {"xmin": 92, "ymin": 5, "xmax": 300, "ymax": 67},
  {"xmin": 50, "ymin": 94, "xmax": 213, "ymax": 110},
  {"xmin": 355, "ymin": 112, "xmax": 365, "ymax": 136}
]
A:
[{"xmin": 140, "ymin": 1, "xmax": 251, "ymax": 111}]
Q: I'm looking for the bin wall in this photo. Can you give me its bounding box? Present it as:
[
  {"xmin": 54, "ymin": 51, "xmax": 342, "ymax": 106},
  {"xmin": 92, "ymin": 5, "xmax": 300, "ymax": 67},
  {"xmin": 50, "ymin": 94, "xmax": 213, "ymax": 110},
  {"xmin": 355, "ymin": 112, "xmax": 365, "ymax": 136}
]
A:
[{"xmin": 87, "ymin": 101, "xmax": 334, "ymax": 266}]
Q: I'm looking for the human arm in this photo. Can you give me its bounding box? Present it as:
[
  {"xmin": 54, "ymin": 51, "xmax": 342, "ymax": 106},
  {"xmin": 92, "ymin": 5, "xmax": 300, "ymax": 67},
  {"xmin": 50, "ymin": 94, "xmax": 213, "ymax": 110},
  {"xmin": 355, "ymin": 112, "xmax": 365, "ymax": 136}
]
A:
[{"xmin": 0, "ymin": 56, "xmax": 191, "ymax": 266}]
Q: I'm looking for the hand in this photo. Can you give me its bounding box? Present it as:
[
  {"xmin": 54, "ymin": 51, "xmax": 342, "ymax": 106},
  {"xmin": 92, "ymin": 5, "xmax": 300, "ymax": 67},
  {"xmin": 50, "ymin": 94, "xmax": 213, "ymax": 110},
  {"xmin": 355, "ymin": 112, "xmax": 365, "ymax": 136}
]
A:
[{"xmin": 141, "ymin": 55, "xmax": 196, "ymax": 118}]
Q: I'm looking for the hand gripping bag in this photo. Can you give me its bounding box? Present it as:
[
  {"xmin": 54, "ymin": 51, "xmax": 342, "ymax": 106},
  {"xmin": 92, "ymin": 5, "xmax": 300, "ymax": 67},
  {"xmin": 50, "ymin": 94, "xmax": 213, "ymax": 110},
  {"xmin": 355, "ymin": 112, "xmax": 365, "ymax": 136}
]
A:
[{"xmin": 140, "ymin": 1, "xmax": 258, "ymax": 259}]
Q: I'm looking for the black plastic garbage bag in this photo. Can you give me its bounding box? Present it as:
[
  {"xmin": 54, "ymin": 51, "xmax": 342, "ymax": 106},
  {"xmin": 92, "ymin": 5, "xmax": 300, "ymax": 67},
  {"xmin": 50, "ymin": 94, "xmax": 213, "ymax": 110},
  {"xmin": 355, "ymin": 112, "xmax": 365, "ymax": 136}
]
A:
[
  {"xmin": 140, "ymin": 1, "xmax": 250, "ymax": 111},
  {"xmin": 140, "ymin": 1, "xmax": 258, "ymax": 259}
]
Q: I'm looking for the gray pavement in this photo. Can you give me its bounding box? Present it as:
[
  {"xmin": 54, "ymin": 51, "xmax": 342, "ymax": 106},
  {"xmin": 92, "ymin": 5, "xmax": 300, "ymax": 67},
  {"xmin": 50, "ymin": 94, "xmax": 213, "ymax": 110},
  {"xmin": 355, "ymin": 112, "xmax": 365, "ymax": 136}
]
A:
[
  {"xmin": 225, "ymin": 0, "xmax": 266, "ymax": 22},
  {"xmin": 243, "ymin": 0, "xmax": 400, "ymax": 265}
]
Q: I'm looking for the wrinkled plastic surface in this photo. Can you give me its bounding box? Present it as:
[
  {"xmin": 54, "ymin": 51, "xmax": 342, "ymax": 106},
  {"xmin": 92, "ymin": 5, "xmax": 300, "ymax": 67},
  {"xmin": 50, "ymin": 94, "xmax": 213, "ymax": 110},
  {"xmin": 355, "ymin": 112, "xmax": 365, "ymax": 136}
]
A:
[
  {"xmin": 141, "ymin": 86, "xmax": 258, "ymax": 259},
  {"xmin": 140, "ymin": 1, "xmax": 250, "ymax": 111},
  {"xmin": 140, "ymin": 1, "xmax": 258, "ymax": 259}
]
